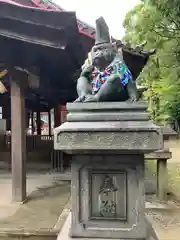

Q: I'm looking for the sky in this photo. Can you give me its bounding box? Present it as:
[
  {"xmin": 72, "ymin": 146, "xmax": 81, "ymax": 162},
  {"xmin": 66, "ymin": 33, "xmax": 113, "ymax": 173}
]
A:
[{"xmin": 53, "ymin": 0, "xmax": 140, "ymax": 39}]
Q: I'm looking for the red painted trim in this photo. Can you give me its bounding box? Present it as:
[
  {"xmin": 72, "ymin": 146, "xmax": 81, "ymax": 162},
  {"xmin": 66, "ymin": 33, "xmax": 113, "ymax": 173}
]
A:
[
  {"xmin": 31, "ymin": 0, "xmax": 54, "ymax": 10},
  {"xmin": 78, "ymin": 28, "xmax": 95, "ymax": 39},
  {"xmin": 0, "ymin": 0, "xmax": 55, "ymax": 10},
  {"xmin": 58, "ymin": 104, "xmax": 67, "ymax": 124}
]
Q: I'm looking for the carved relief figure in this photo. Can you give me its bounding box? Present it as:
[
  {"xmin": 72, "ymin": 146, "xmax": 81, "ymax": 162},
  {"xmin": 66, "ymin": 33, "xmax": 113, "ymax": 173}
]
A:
[{"xmin": 99, "ymin": 175, "xmax": 118, "ymax": 218}]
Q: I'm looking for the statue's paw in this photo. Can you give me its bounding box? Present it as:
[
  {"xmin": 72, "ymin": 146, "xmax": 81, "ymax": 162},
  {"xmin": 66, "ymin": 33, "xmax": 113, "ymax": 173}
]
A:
[
  {"xmin": 126, "ymin": 97, "xmax": 137, "ymax": 103},
  {"xmin": 74, "ymin": 96, "xmax": 86, "ymax": 102},
  {"xmin": 84, "ymin": 94, "xmax": 98, "ymax": 102},
  {"xmin": 74, "ymin": 97, "xmax": 81, "ymax": 102},
  {"xmin": 81, "ymin": 65, "xmax": 94, "ymax": 77}
]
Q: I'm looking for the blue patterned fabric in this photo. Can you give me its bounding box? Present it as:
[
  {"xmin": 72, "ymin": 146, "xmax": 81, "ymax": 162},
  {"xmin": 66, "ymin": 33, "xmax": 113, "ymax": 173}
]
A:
[{"xmin": 92, "ymin": 56, "xmax": 132, "ymax": 92}]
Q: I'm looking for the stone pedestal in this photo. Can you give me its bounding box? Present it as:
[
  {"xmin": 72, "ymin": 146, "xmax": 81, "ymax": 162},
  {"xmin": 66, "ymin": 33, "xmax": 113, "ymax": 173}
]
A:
[{"xmin": 54, "ymin": 102, "xmax": 163, "ymax": 240}]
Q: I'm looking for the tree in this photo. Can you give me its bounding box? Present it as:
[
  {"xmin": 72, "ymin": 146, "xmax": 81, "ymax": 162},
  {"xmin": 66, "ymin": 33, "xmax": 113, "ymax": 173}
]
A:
[{"xmin": 122, "ymin": 1, "xmax": 180, "ymax": 129}]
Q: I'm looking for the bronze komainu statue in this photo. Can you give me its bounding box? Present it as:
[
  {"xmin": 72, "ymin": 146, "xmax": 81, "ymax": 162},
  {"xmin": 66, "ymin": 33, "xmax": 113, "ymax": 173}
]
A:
[{"xmin": 75, "ymin": 17, "xmax": 155, "ymax": 103}]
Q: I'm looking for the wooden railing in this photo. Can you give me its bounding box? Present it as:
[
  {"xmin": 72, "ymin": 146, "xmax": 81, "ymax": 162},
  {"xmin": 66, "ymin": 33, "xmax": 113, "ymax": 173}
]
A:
[
  {"xmin": 0, "ymin": 134, "xmax": 54, "ymax": 152},
  {"xmin": 0, "ymin": 134, "xmax": 70, "ymax": 173}
]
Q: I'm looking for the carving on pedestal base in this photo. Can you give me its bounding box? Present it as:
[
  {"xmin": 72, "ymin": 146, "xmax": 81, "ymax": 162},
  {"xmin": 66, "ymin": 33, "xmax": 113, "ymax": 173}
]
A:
[
  {"xmin": 99, "ymin": 175, "xmax": 118, "ymax": 218},
  {"xmin": 90, "ymin": 170, "xmax": 127, "ymax": 221}
]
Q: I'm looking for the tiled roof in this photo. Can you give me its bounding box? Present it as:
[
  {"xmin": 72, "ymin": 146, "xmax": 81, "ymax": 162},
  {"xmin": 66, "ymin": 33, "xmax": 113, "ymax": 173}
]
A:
[
  {"xmin": 42, "ymin": 0, "xmax": 96, "ymax": 38},
  {"xmin": 42, "ymin": 0, "xmax": 96, "ymax": 39},
  {"xmin": 0, "ymin": 0, "xmax": 95, "ymax": 39}
]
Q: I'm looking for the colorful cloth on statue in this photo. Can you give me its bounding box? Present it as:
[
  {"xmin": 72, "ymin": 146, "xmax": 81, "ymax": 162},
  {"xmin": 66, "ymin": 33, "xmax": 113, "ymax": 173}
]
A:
[{"xmin": 92, "ymin": 57, "xmax": 132, "ymax": 93}]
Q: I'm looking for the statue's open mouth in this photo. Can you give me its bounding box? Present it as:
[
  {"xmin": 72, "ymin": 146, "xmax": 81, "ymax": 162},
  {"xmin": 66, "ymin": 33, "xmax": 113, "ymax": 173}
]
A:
[{"xmin": 93, "ymin": 56, "xmax": 110, "ymax": 69}]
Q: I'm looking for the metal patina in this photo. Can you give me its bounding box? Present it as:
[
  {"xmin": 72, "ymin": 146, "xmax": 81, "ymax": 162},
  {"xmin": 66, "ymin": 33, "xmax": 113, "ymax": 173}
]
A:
[{"xmin": 75, "ymin": 16, "xmax": 155, "ymax": 103}]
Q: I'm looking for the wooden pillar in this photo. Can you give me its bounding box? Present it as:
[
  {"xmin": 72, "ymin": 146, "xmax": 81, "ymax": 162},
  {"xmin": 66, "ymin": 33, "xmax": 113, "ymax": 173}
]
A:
[
  {"xmin": 48, "ymin": 110, "xmax": 52, "ymax": 136},
  {"xmin": 36, "ymin": 111, "xmax": 41, "ymax": 135},
  {"xmin": 54, "ymin": 105, "xmax": 60, "ymax": 128},
  {"xmin": 2, "ymin": 96, "xmax": 11, "ymax": 131},
  {"xmin": 2, "ymin": 105, "xmax": 5, "ymax": 120},
  {"xmin": 10, "ymin": 68, "xmax": 27, "ymax": 202},
  {"xmin": 26, "ymin": 111, "xmax": 30, "ymax": 130},
  {"xmin": 157, "ymin": 159, "xmax": 167, "ymax": 201},
  {"xmin": 31, "ymin": 112, "xmax": 35, "ymax": 134}
]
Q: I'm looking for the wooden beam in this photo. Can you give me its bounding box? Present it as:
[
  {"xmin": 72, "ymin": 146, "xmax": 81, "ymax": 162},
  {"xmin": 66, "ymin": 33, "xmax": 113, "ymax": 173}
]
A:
[
  {"xmin": 31, "ymin": 111, "xmax": 35, "ymax": 134},
  {"xmin": 36, "ymin": 111, "xmax": 41, "ymax": 135},
  {"xmin": 54, "ymin": 106, "xmax": 60, "ymax": 128},
  {"xmin": 26, "ymin": 110, "xmax": 30, "ymax": 129},
  {"xmin": 10, "ymin": 68, "xmax": 27, "ymax": 202},
  {"xmin": 48, "ymin": 110, "xmax": 52, "ymax": 136}
]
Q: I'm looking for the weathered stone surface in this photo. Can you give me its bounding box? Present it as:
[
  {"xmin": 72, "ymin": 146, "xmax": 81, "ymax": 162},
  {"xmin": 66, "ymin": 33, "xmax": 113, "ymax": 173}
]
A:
[
  {"xmin": 55, "ymin": 127, "xmax": 162, "ymax": 154},
  {"xmin": 58, "ymin": 213, "xmax": 159, "ymax": 240},
  {"xmin": 67, "ymin": 111, "xmax": 149, "ymax": 122},
  {"xmin": 70, "ymin": 155, "xmax": 146, "ymax": 239},
  {"xmin": 145, "ymin": 149, "xmax": 172, "ymax": 160},
  {"xmin": 54, "ymin": 102, "xmax": 162, "ymax": 240},
  {"xmin": 54, "ymin": 102, "xmax": 163, "ymax": 154},
  {"xmin": 67, "ymin": 102, "xmax": 147, "ymax": 111}
]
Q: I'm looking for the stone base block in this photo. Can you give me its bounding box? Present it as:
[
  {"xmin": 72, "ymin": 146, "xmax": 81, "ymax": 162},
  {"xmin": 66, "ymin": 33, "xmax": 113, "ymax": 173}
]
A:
[
  {"xmin": 58, "ymin": 214, "xmax": 106, "ymax": 240},
  {"xmin": 57, "ymin": 213, "xmax": 159, "ymax": 240},
  {"xmin": 55, "ymin": 102, "xmax": 161, "ymax": 240},
  {"xmin": 54, "ymin": 102, "xmax": 163, "ymax": 154},
  {"xmin": 70, "ymin": 155, "xmax": 147, "ymax": 239}
]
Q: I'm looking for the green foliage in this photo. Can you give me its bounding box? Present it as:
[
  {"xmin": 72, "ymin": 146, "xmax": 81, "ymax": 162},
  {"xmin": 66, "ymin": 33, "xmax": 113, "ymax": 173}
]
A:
[{"xmin": 123, "ymin": 0, "xmax": 180, "ymax": 126}]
